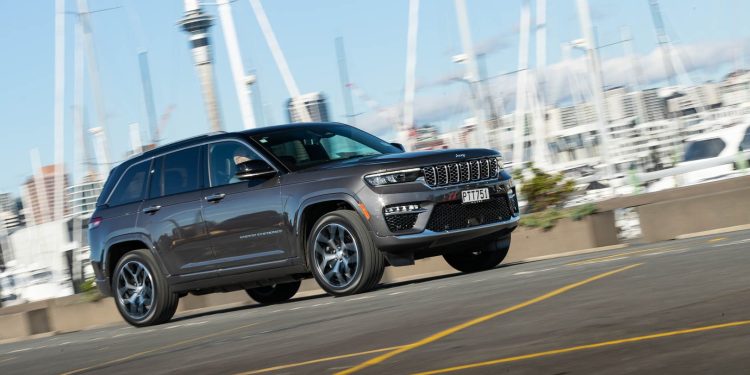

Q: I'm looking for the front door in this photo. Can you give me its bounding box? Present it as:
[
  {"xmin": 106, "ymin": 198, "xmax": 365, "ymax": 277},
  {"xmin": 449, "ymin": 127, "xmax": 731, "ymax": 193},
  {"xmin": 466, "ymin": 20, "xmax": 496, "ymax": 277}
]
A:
[
  {"xmin": 201, "ymin": 140, "xmax": 288, "ymax": 272},
  {"xmin": 139, "ymin": 146, "xmax": 214, "ymax": 277}
]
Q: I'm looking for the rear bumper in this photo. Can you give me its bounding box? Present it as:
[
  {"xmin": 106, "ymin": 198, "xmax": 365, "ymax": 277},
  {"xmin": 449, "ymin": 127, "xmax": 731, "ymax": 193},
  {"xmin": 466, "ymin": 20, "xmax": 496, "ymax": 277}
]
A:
[
  {"xmin": 91, "ymin": 261, "xmax": 113, "ymax": 296},
  {"xmin": 372, "ymin": 215, "xmax": 519, "ymax": 254}
]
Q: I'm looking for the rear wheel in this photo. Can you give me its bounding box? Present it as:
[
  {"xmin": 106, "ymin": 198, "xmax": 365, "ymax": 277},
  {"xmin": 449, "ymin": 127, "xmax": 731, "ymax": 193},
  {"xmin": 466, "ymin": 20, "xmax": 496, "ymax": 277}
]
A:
[
  {"xmin": 307, "ymin": 210, "xmax": 385, "ymax": 296},
  {"xmin": 245, "ymin": 280, "xmax": 301, "ymax": 304},
  {"xmin": 113, "ymin": 249, "xmax": 179, "ymax": 327},
  {"xmin": 444, "ymin": 236, "xmax": 510, "ymax": 273}
]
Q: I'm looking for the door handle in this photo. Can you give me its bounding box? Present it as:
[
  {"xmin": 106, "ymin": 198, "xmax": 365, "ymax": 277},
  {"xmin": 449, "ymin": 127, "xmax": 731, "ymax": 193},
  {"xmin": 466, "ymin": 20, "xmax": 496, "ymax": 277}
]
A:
[
  {"xmin": 142, "ymin": 205, "xmax": 161, "ymax": 214},
  {"xmin": 204, "ymin": 193, "xmax": 226, "ymax": 203}
]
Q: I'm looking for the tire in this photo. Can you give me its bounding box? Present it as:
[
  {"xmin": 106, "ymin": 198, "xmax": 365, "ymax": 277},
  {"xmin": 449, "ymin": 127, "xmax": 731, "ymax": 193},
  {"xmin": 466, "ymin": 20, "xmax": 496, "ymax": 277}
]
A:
[
  {"xmin": 307, "ymin": 210, "xmax": 385, "ymax": 296},
  {"xmin": 245, "ymin": 280, "xmax": 301, "ymax": 304},
  {"xmin": 444, "ymin": 236, "xmax": 511, "ymax": 273},
  {"xmin": 112, "ymin": 249, "xmax": 179, "ymax": 327}
]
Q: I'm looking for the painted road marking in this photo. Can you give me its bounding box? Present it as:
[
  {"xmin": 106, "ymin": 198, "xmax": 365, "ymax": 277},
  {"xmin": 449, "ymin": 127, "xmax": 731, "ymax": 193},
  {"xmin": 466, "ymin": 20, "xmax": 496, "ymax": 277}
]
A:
[
  {"xmin": 347, "ymin": 295, "xmax": 375, "ymax": 302},
  {"xmin": 0, "ymin": 356, "xmax": 16, "ymax": 364},
  {"xmin": 234, "ymin": 346, "xmax": 405, "ymax": 375},
  {"xmin": 713, "ymin": 238, "xmax": 750, "ymax": 247},
  {"xmin": 708, "ymin": 237, "xmax": 727, "ymax": 243},
  {"xmin": 413, "ymin": 320, "xmax": 750, "ymax": 375},
  {"xmin": 567, "ymin": 248, "xmax": 668, "ymax": 266},
  {"xmin": 60, "ymin": 322, "xmax": 259, "ymax": 375},
  {"xmin": 334, "ymin": 263, "xmax": 643, "ymax": 375},
  {"xmin": 513, "ymin": 268, "xmax": 557, "ymax": 276}
]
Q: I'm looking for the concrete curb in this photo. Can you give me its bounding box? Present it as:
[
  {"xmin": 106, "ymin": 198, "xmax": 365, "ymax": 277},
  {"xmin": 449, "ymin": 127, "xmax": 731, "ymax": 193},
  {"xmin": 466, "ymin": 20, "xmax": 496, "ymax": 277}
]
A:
[{"xmin": 674, "ymin": 224, "xmax": 750, "ymax": 239}]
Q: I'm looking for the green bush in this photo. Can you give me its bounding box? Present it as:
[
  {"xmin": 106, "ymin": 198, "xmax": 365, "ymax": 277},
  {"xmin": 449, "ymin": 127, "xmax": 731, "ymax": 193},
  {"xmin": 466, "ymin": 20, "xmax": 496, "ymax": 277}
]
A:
[
  {"xmin": 512, "ymin": 164, "xmax": 597, "ymax": 230},
  {"xmin": 512, "ymin": 164, "xmax": 575, "ymax": 213},
  {"xmin": 80, "ymin": 277, "xmax": 104, "ymax": 302}
]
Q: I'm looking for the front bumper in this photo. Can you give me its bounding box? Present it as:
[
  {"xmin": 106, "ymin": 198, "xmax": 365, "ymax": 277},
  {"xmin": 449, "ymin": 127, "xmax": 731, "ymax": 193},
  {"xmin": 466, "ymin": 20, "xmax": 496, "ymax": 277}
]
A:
[
  {"xmin": 362, "ymin": 173, "xmax": 519, "ymax": 254},
  {"xmin": 372, "ymin": 215, "xmax": 518, "ymax": 254}
]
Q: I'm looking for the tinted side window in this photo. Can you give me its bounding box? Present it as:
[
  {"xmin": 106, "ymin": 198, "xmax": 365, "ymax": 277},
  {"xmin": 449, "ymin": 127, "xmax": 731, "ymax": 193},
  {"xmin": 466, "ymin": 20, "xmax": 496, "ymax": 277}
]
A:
[
  {"xmin": 162, "ymin": 147, "xmax": 202, "ymax": 196},
  {"xmin": 108, "ymin": 161, "xmax": 150, "ymax": 207},
  {"xmin": 208, "ymin": 141, "xmax": 262, "ymax": 187}
]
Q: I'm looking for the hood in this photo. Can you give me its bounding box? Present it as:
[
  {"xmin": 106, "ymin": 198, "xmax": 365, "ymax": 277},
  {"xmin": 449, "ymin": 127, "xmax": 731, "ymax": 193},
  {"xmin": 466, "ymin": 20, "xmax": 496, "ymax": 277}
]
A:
[{"xmin": 304, "ymin": 148, "xmax": 501, "ymax": 172}]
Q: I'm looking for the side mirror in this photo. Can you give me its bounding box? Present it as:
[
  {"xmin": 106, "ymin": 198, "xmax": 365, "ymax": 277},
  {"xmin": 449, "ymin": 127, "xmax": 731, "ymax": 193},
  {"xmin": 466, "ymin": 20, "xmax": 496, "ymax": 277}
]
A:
[
  {"xmin": 390, "ymin": 142, "xmax": 406, "ymax": 152},
  {"xmin": 236, "ymin": 160, "xmax": 276, "ymax": 180}
]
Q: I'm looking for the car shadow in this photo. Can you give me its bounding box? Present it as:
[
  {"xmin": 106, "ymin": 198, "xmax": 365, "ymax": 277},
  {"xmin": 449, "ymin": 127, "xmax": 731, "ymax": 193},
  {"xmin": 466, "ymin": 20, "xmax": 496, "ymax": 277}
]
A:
[{"xmin": 169, "ymin": 260, "xmax": 528, "ymax": 323}]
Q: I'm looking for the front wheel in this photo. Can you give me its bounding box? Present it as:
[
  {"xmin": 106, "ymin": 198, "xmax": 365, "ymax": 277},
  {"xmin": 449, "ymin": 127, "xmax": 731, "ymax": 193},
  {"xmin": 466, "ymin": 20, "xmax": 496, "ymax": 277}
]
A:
[
  {"xmin": 444, "ymin": 236, "xmax": 510, "ymax": 273},
  {"xmin": 307, "ymin": 210, "xmax": 385, "ymax": 296},
  {"xmin": 245, "ymin": 281, "xmax": 301, "ymax": 304}
]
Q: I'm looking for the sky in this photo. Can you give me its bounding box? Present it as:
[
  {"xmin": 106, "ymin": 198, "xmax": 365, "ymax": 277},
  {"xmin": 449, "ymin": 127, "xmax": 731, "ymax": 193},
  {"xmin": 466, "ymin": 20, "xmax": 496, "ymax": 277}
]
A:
[{"xmin": 1, "ymin": 0, "xmax": 749, "ymax": 195}]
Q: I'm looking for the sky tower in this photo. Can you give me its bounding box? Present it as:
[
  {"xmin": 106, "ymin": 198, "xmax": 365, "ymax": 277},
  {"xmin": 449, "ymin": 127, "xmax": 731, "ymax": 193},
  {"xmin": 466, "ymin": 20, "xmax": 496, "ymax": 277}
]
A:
[{"xmin": 179, "ymin": 0, "xmax": 223, "ymax": 132}]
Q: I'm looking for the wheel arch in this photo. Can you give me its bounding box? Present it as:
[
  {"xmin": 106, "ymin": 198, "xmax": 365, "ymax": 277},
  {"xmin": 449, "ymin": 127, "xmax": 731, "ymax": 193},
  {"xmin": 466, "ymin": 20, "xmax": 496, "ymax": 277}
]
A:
[
  {"xmin": 294, "ymin": 193, "xmax": 371, "ymax": 266},
  {"xmin": 103, "ymin": 233, "xmax": 168, "ymax": 281}
]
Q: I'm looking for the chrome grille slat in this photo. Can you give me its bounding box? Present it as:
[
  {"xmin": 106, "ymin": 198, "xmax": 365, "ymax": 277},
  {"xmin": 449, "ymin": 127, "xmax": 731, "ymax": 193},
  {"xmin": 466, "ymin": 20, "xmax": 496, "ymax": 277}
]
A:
[{"xmin": 421, "ymin": 157, "xmax": 499, "ymax": 187}]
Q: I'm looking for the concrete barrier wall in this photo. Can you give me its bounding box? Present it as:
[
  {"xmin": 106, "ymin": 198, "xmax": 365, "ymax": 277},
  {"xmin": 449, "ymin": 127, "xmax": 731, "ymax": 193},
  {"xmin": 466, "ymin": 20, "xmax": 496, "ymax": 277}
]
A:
[{"xmin": 637, "ymin": 186, "xmax": 750, "ymax": 242}]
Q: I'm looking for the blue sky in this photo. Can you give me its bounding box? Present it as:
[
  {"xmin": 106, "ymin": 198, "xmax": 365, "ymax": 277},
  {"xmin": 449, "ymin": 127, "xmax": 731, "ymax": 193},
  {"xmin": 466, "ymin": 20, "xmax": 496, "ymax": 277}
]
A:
[{"xmin": 1, "ymin": 0, "xmax": 749, "ymax": 194}]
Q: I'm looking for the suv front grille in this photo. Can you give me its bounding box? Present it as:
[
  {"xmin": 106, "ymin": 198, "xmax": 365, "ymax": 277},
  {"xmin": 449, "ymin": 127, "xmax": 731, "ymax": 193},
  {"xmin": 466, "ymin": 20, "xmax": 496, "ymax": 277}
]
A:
[
  {"xmin": 422, "ymin": 158, "xmax": 498, "ymax": 187},
  {"xmin": 385, "ymin": 213, "xmax": 419, "ymax": 232},
  {"xmin": 426, "ymin": 196, "xmax": 513, "ymax": 232}
]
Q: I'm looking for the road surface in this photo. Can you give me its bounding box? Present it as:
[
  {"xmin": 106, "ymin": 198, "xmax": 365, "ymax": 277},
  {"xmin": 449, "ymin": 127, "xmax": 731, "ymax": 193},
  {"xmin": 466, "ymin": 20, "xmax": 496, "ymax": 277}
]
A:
[{"xmin": 1, "ymin": 230, "xmax": 749, "ymax": 374}]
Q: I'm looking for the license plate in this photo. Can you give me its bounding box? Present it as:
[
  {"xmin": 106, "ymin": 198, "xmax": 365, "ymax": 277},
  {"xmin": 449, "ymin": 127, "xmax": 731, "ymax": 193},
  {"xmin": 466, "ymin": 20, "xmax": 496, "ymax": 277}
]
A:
[{"xmin": 461, "ymin": 188, "xmax": 490, "ymax": 204}]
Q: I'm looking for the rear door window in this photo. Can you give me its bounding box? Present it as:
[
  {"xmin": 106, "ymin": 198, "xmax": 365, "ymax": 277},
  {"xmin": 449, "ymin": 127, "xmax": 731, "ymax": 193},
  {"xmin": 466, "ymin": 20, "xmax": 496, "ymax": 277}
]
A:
[
  {"xmin": 159, "ymin": 147, "xmax": 202, "ymax": 197},
  {"xmin": 107, "ymin": 161, "xmax": 150, "ymax": 207}
]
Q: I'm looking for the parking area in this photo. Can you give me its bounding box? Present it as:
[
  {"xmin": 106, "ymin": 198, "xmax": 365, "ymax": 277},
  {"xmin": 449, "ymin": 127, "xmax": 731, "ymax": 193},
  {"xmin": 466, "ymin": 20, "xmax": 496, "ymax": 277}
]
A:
[{"xmin": 1, "ymin": 230, "xmax": 749, "ymax": 374}]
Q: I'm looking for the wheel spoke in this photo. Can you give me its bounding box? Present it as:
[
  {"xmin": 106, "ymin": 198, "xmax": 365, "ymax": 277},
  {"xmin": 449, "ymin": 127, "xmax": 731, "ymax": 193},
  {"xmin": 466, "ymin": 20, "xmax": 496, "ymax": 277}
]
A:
[
  {"xmin": 314, "ymin": 223, "xmax": 360, "ymax": 288},
  {"xmin": 116, "ymin": 260, "xmax": 155, "ymax": 320}
]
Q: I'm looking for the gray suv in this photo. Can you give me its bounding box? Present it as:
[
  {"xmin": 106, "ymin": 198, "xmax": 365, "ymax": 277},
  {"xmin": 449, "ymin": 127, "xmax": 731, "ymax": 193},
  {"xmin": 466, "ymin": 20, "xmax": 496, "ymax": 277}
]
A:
[{"xmin": 90, "ymin": 123, "xmax": 519, "ymax": 326}]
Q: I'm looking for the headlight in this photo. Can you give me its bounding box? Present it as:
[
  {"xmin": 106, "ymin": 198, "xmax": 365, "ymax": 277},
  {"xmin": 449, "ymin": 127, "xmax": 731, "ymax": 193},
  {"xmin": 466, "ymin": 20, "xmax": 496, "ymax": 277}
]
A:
[
  {"xmin": 365, "ymin": 168, "xmax": 421, "ymax": 186},
  {"xmin": 496, "ymin": 156, "xmax": 505, "ymax": 174}
]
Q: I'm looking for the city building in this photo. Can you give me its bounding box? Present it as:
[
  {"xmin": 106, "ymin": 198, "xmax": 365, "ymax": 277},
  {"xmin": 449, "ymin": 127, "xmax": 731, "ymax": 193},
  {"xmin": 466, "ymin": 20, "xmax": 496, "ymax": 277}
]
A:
[
  {"xmin": 412, "ymin": 125, "xmax": 446, "ymax": 150},
  {"xmin": 20, "ymin": 165, "xmax": 70, "ymax": 226},
  {"xmin": 66, "ymin": 174, "xmax": 103, "ymax": 219},
  {"xmin": 287, "ymin": 92, "xmax": 330, "ymax": 123}
]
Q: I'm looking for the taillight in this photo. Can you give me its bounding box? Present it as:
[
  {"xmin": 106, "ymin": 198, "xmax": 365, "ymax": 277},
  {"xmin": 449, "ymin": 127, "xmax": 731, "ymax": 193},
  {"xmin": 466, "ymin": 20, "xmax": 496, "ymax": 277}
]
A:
[{"xmin": 89, "ymin": 217, "xmax": 103, "ymax": 229}]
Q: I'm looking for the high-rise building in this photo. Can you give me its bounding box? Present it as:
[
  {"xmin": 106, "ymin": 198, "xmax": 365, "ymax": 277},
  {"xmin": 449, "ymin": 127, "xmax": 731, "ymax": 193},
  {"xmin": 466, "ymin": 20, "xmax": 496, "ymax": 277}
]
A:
[
  {"xmin": 0, "ymin": 193, "xmax": 23, "ymax": 232},
  {"xmin": 20, "ymin": 165, "xmax": 70, "ymax": 226},
  {"xmin": 66, "ymin": 173, "xmax": 103, "ymax": 219},
  {"xmin": 287, "ymin": 92, "xmax": 330, "ymax": 123}
]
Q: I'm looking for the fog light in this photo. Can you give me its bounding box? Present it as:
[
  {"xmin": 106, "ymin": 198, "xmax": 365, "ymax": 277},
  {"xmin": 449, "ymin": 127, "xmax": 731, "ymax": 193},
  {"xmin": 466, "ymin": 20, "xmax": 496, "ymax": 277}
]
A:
[{"xmin": 384, "ymin": 204, "xmax": 423, "ymax": 215}]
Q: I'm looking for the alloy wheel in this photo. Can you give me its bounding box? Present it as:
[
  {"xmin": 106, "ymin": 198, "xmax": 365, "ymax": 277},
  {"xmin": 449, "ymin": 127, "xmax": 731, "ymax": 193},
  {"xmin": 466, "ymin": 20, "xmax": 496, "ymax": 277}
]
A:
[
  {"xmin": 313, "ymin": 223, "xmax": 360, "ymax": 288},
  {"xmin": 116, "ymin": 260, "xmax": 155, "ymax": 320}
]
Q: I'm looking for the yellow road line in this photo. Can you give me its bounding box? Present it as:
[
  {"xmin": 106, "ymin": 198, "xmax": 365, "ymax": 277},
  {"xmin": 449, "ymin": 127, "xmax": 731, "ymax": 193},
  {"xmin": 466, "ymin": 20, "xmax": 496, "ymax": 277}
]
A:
[
  {"xmin": 60, "ymin": 322, "xmax": 259, "ymax": 375},
  {"xmin": 413, "ymin": 319, "xmax": 750, "ymax": 375},
  {"xmin": 335, "ymin": 263, "xmax": 642, "ymax": 375},
  {"xmin": 567, "ymin": 248, "xmax": 665, "ymax": 266},
  {"xmin": 708, "ymin": 237, "xmax": 727, "ymax": 243},
  {"xmin": 234, "ymin": 346, "xmax": 405, "ymax": 375}
]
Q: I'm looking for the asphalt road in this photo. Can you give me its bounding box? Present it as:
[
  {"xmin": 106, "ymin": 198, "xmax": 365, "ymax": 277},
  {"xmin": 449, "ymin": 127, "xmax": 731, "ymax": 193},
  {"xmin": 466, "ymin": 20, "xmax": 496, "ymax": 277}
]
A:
[{"xmin": 2, "ymin": 230, "xmax": 750, "ymax": 375}]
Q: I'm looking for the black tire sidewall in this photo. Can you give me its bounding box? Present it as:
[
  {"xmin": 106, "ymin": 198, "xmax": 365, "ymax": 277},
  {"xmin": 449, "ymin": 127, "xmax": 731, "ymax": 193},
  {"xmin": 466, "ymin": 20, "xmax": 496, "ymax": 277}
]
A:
[
  {"xmin": 246, "ymin": 280, "xmax": 301, "ymax": 304},
  {"xmin": 307, "ymin": 211, "xmax": 373, "ymax": 295}
]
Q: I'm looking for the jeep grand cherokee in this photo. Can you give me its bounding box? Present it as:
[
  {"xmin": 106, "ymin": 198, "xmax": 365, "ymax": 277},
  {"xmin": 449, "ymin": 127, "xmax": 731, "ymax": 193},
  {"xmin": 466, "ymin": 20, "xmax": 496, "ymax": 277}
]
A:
[{"xmin": 89, "ymin": 123, "xmax": 519, "ymax": 326}]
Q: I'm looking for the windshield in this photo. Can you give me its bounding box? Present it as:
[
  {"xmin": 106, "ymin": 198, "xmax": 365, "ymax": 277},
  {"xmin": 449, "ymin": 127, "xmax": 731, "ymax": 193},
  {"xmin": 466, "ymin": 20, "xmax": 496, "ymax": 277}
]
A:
[
  {"xmin": 249, "ymin": 124, "xmax": 402, "ymax": 171},
  {"xmin": 684, "ymin": 138, "xmax": 726, "ymax": 161}
]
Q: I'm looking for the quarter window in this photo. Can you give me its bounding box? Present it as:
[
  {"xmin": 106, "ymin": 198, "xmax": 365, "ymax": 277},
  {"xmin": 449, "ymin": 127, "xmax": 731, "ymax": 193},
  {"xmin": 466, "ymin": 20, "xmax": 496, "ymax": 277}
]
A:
[{"xmin": 108, "ymin": 161, "xmax": 150, "ymax": 206}]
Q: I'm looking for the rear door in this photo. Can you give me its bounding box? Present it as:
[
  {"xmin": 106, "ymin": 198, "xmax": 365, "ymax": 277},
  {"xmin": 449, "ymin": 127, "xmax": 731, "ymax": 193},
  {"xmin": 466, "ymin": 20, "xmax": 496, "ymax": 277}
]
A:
[
  {"xmin": 201, "ymin": 140, "xmax": 288, "ymax": 272},
  {"xmin": 138, "ymin": 146, "xmax": 215, "ymax": 277}
]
